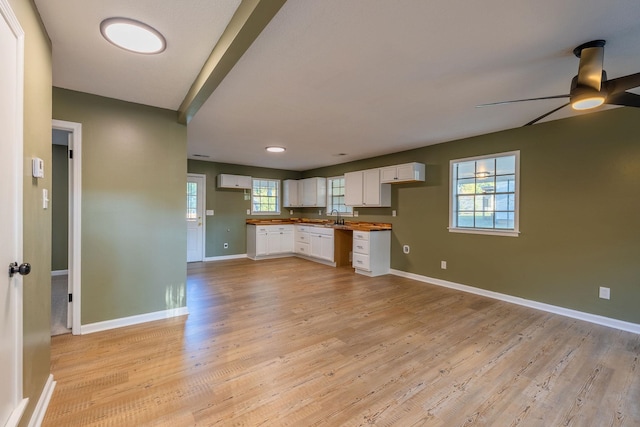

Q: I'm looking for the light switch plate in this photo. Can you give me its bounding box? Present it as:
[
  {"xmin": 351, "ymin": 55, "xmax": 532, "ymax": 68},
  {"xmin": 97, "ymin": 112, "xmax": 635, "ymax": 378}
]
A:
[{"xmin": 206, "ymin": 210, "xmax": 214, "ymax": 216}]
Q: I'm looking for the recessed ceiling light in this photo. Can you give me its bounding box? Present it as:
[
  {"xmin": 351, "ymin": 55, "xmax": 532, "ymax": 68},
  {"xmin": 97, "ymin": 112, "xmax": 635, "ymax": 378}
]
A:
[
  {"xmin": 100, "ymin": 18, "xmax": 166, "ymax": 54},
  {"xmin": 266, "ymin": 146, "xmax": 286, "ymax": 153}
]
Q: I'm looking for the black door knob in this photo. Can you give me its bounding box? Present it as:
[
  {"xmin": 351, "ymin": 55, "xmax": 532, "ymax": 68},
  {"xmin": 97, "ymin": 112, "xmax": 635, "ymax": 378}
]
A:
[{"xmin": 9, "ymin": 262, "xmax": 31, "ymax": 278}]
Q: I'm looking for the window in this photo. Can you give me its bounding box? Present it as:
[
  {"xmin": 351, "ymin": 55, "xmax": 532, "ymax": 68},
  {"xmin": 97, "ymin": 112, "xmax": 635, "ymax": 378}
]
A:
[
  {"xmin": 450, "ymin": 151, "xmax": 519, "ymax": 236},
  {"xmin": 186, "ymin": 182, "xmax": 197, "ymax": 220},
  {"xmin": 251, "ymin": 178, "xmax": 280, "ymax": 215},
  {"xmin": 326, "ymin": 176, "xmax": 353, "ymax": 216}
]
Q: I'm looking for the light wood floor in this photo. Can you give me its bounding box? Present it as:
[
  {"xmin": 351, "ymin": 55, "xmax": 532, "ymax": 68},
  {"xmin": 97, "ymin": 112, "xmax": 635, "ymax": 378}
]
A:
[{"xmin": 44, "ymin": 258, "xmax": 640, "ymax": 426}]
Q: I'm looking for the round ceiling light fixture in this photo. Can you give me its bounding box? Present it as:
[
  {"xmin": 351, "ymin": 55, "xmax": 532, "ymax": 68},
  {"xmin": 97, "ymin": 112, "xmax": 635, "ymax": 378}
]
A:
[
  {"xmin": 265, "ymin": 146, "xmax": 286, "ymax": 153},
  {"xmin": 100, "ymin": 18, "xmax": 166, "ymax": 54}
]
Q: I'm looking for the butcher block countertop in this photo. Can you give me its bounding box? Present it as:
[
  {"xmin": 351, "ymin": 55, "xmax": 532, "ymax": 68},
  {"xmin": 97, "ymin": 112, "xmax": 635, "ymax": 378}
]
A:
[{"xmin": 246, "ymin": 218, "xmax": 392, "ymax": 231}]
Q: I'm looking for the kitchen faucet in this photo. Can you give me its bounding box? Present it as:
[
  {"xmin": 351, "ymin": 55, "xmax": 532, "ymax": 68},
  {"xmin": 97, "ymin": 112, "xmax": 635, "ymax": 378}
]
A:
[{"xmin": 330, "ymin": 209, "xmax": 343, "ymax": 225}]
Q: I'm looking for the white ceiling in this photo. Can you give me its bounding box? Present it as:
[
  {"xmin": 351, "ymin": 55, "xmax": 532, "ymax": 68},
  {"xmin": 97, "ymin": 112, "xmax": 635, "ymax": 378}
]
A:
[{"xmin": 36, "ymin": 0, "xmax": 640, "ymax": 171}]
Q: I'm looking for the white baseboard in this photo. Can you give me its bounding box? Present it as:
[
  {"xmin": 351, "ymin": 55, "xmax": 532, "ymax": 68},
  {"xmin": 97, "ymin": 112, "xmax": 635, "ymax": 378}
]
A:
[
  {"xmin": 81, "ymin": 306, "xmax": 189, "ymax": 335},
  {"xmin": 6, "ymin": 398, "xmax": 28, "ymax": 427},
  {"xmin": 389, "ymin": 269, "xmax": 640, "ymax": 335},
  {"xmin": 51, "ymin": 269, "xmax": 68, "ymax": 276},
  {"xmin": 203, "ymin": 254, "xmax": 247, "ymax": 262},
  {"xmin": 27, "ymin": 374, "xmax": 56, "ymax": 427}
]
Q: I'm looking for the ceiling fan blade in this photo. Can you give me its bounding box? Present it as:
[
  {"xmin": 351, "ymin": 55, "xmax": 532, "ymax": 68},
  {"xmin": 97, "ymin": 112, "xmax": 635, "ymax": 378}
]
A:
[
  {"xmin": 602, "ymin": 72, "xmax": 640, "ymax": 95},
  {"xmin": 476, "ymin": 94, "xmax": 569, "ymax": 108},
  {"xmin": 576, "ymin": 45, "xmax": 605, "ymax": 90},
  {"xmin": 524, "ymin": 102, "xmax": 570, "ymax": 126},
  {"xmin": 605, "ymin": 91, "xmax": 640, "ymax": 108}
]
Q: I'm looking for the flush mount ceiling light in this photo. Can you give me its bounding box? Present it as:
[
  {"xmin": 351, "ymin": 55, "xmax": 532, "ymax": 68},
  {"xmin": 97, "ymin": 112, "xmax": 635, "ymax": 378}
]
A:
[
  {"xmin": 100, "ymin": 18, "xmax": 166, "ymax": 54},
  {"xmin": 266, "ymin": 146, "xmax": 286, "ymax": 153}
]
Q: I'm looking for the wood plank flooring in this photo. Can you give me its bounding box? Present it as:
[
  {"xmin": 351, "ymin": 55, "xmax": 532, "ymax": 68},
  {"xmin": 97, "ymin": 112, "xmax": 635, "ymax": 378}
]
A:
[{"xmin": 44, "ymin": 258, "xmax": 640, "ymax": 426}]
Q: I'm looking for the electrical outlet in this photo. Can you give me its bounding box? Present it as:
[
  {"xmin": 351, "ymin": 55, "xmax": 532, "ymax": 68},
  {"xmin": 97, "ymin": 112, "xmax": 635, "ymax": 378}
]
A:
[
  {"xmin": 224, "ymin": 243, "xmax": 229, "ymax": 249},
  {"xmin": 289, "ymin": 210, "xmax": 293, "ymax": 215},
  {"xmin": 441, "ymin": 261, "xmax": 447, "ymax": 269},
  {"xmin": 403, "ymin": 245, "xmax": 410, "ymax": 254},
  {"xmin": 246, "ymin": 209, "xmax": 250, "ymax": 215},
  {"xmin": 599, "ymin": 286, "xmax": 610, "ymax": 300},
  {"xmin": 318, "ymin": 210, "xmax": 322, "ymax": 215},
  {"xmin": 354, "ymin": 211, "xmax": 359, "ymax": 217},
  {"xmin": 392, "ymin": 210, "xmax": 397, "ymax": 217}
]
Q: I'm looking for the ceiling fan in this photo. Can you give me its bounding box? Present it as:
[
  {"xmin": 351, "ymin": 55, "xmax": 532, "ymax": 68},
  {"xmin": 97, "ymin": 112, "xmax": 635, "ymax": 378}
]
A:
[{"xmin": 477, "ymin": 40, "xmax": 640, "ymax": 126}]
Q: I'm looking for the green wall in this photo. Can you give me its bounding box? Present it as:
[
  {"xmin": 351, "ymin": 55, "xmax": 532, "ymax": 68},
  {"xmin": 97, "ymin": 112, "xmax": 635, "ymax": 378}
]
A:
[
  {"xmin": 53, "ymin": 88, "xmax": 188, "ymax": 325},
  {"xmin": 187, "ymin": 160, "xmax": 300, "ymax": 257},
  {"xmin": 304, "ymin": 108, "xmax": 640, "ymax": 324},
  {"xmin": 51, "ymin": 143, "xmax": 68, "ymax": 270},
  {"xmin": 9, "ymin": 0, "xmax": 53, "ymax": 424},
  {"xmin": 191, "ymin": 108, "xmax": 640, "ymax": 325}
]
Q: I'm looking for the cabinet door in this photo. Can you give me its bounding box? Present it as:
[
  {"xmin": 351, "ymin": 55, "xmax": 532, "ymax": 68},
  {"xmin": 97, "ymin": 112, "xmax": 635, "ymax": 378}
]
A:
[
  {"xmin": 256, "ymin": 231, "xmax": 269, "ymax": 255},
  {"xmin": 363, "ymin": 169, "xmax": 381, "ymax": 206},
  {"xmin": 281, "ymin": 230, "xmax": 294, "ymax": 253},
  {"xmin": 310, "ymin": 233, "xmax": 323, "ymax": 258},
  {"xmin": 395, "ymin": 164, "xmax": 416, "ymax": 181},
  {"xmin": 283, "ymin": 180, "xmax": 299, "ymax": 207},
  {"xmin": 344, "ymin": 171, "xmax": 363, "ymax": 206},
  {"xmin": 380, "ymin": 166, "xmax": 398, "ymax": 183},
  {"xmin": 320, "ymin": 235, "xmax": 334, "ymax": 261},
  {"xmin": 301, "ymin": 178, "xmax": 316, "ymax": 206},
  {"xmin": 236, "ymin": 175, "xmax": 253, "ymax": 189}
]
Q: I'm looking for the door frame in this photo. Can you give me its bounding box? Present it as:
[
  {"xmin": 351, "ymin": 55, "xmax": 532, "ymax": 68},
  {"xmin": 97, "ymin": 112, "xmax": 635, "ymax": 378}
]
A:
[
  {"xmin": 0, "ymin": 0, "xmax": 27, "ymax": 424},
  {"xmin": 187, "ymin": 173, "xmax": 206, "ymax": 262},
  {"xmin": 52, "ymin": 120, "xmax": 82, "ymax": 334}
]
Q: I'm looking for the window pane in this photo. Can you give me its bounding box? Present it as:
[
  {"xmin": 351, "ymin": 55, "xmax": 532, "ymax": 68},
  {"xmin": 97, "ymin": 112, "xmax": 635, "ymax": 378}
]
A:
[
  {"xmin": 476, "ymin": 158, "xmax": 495, "ymax": 177},
  {"xmin": 496, "ymin": 155, "xmax": 515, "ymax": 175},
  {"xmin": 457, "ymin": 178, "xmax": 475, "ymax": 195},
  {"xmin": 475, "ymin": 212, "xmax": 494, "ymax": 228},
  {"xmin": 495, "ymin": 212, "xmax": 514, "ymax": 229},
  {"xmin": 457, "ymin": 212, "xmax": 474, "ymax": 227},
  {"xmin": 457, "ymin": 161, "xmax": 476, "ymax": 179},
  {"xmin": 476, "ymin": 177, "xmax": 495, "ymax": 194},
  {"xmin": 457, "ymin": 195, "xmax": 474, "ymax": 212},
  {"xmin": 495, "ymin": 174, "xmax": 515, "ymax": 193},
  {"xmin": 475, "ymin": 195, "xmax": 494, "ymax": 212}
]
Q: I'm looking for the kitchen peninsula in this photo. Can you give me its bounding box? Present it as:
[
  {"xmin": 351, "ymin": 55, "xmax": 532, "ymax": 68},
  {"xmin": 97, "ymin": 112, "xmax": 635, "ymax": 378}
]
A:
[{"xmin": 246, "ymin": 218, "xmax": 392, "ymax": 276}]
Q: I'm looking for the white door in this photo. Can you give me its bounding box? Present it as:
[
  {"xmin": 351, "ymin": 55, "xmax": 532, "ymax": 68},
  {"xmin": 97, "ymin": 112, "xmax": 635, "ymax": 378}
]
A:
[
  {"xmin": 186, "ymin": 174, "xmax": 205, "ymax": 262},
  {"xmin": 0, "ymin": 1, "xmax": 26, "ymax": 424}
]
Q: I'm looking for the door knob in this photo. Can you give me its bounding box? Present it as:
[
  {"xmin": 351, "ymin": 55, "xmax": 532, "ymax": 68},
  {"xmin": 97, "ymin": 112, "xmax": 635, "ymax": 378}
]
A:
[{"xmin": 9, "ymin": 262, "xmax": 31, "ymax": 278}]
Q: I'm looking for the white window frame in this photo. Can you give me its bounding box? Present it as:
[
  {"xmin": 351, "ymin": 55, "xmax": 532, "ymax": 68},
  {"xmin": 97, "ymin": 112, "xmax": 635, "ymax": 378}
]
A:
[
  {"xmin": 251, "ymin": 178, "xmax": 281, "ymax": 215},
  {"xmin": 326, "ymin": 176, "xmax": 353, "ymax": 217},
  {"xmin": 449, "ymin": 150, "xmax": 520, "ymax": 237}
]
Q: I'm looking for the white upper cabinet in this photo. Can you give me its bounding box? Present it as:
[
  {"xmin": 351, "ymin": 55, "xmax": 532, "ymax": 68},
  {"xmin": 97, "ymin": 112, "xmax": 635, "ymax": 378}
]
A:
[
  {"xmin": 217, "ymin": 174, "xmax": 252, "ymax": 189},
  {"xmin": 283, "ymin": 177, "xmax": 326, "ymax": 207},
  {"xmin": 283, "ymin": 179, "xmax": 299, "ymax": 207},
  {"xmin": 301, "ymin": 177, "xmax": 326, "ymax": 207},
  {"xmin": 380, "ymin": 162, "xmax": 425, "ymax": 183},
  {"xmin": 345, "ymin": 169, "xmax": 391, "ymax": 207}
]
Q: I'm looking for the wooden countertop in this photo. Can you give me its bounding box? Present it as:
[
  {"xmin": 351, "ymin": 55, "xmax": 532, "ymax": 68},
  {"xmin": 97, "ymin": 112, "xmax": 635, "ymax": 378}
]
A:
[{"xmin": 246, "ymin": 218, "xmax": 392, "ymax": 231}]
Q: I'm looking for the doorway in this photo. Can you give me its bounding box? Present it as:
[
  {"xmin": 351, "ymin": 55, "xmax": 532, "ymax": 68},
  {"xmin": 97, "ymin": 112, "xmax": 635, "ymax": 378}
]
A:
[
  {"xmin": 52, "ymin": 119, "xmax": 82, "ymax": 334},
  {"xmin": 187, "ymin": 174, "xmax": 206, "ymax": 262}
]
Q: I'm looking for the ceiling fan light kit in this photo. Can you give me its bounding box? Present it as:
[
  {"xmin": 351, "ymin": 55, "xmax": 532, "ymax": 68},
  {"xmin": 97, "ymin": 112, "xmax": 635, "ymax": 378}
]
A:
[{"xmin": 478, "ymin": 39, "xmax": 640, "ymax": 125}]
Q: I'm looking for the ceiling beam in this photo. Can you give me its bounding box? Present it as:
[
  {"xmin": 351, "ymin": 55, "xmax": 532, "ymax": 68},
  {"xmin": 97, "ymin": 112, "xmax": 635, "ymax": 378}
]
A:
[{"xmin": 177, "ymin": 0, "xmax": 287, "ymax": 125}]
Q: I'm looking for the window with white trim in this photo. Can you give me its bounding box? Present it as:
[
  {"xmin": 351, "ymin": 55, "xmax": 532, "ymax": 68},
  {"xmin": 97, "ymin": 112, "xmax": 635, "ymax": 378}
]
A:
[
  {"xmin": 450, "ymin": 151, "xmax": 519, "ymax": 236},
  {"xmin": 326, "ymin": 176, "xmax": 353, "ymax": 216},
  {"xmin": 251, "ymin": 178, "xmax": 280, "ymax": 215}
]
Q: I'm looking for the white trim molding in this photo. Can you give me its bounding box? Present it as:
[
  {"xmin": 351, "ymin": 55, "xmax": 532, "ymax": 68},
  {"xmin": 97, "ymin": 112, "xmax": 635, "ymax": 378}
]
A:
[
  {"xmin": 27, "ymin": 374, "xmax": 55, "ymax": 427},
  {"xmin": 390, "ymin": 269, "xmax": 640, "ymax": 335},
  {"xmin": 81, "ymin": 306, "xmax": 189, "ymax": 335},
  {"xmin": 204, "ymin": 254, "xmax": 247, "ymax": 262}
]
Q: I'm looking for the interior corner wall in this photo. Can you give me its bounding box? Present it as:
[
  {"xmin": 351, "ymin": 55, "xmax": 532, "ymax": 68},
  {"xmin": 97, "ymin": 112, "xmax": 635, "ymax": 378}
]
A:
[
  {"xmin": 187, "ymin": 160, "xmax": 301, "ymax": 257},
  {"xmin": 51, "ymin": 144, "xmax": 68, "ymax": 271},
  {"xmin": 52, "ymin": 88, "xmax": 187, "ymax": 325},
  {"xmin": 304, "ymin": 107, "xmax": 640, "ymax": 325},
  {"xmin": 9, "ymin": 0, "xmax": 53, "ymax": 425}
]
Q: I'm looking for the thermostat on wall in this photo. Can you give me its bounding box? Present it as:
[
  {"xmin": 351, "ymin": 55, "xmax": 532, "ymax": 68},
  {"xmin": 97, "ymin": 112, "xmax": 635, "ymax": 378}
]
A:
[{"xmin": 32, "ymin": 157, "xmax": 44, "ymax": 178}]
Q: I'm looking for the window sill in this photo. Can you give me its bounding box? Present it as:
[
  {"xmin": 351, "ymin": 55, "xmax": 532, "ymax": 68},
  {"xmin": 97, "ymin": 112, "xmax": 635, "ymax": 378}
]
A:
[{"xmin": 448, "ymin": 227, "xmax": 519, "ymax": 237}]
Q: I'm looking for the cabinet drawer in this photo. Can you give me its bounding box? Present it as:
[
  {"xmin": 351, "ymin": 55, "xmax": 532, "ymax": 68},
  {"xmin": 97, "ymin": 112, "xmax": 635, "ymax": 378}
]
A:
[
  {"xmin": 352, "ymin": 253, "xmax": 370, "ymax": 271},
  {"xmin": 295, "ymin": 241, "xmax": 310, "ymax": 255},
  {"xmin": 296, "ymin": 232, "xmax": 310, "ymax": 243},
  {"xmin": 353, "ymin": 231, "xmax": 369, "ymax": 241},
  {"xmin": 352, "ymin": 238, "xmax": 370, "ymax": 255}
]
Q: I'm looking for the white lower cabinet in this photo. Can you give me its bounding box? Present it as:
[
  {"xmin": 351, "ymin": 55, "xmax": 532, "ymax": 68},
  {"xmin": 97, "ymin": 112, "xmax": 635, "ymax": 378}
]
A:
[
  {"xmin": 247, "ymin": 225, "xmax": 294, "ymax": 259},
  {"xmin": 352, "ymin": 230, "xmax": 390, "ymax": 276},
  {"xmin": 295, "ymin": 225, "xmax": 334, "ymax": 263}
]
